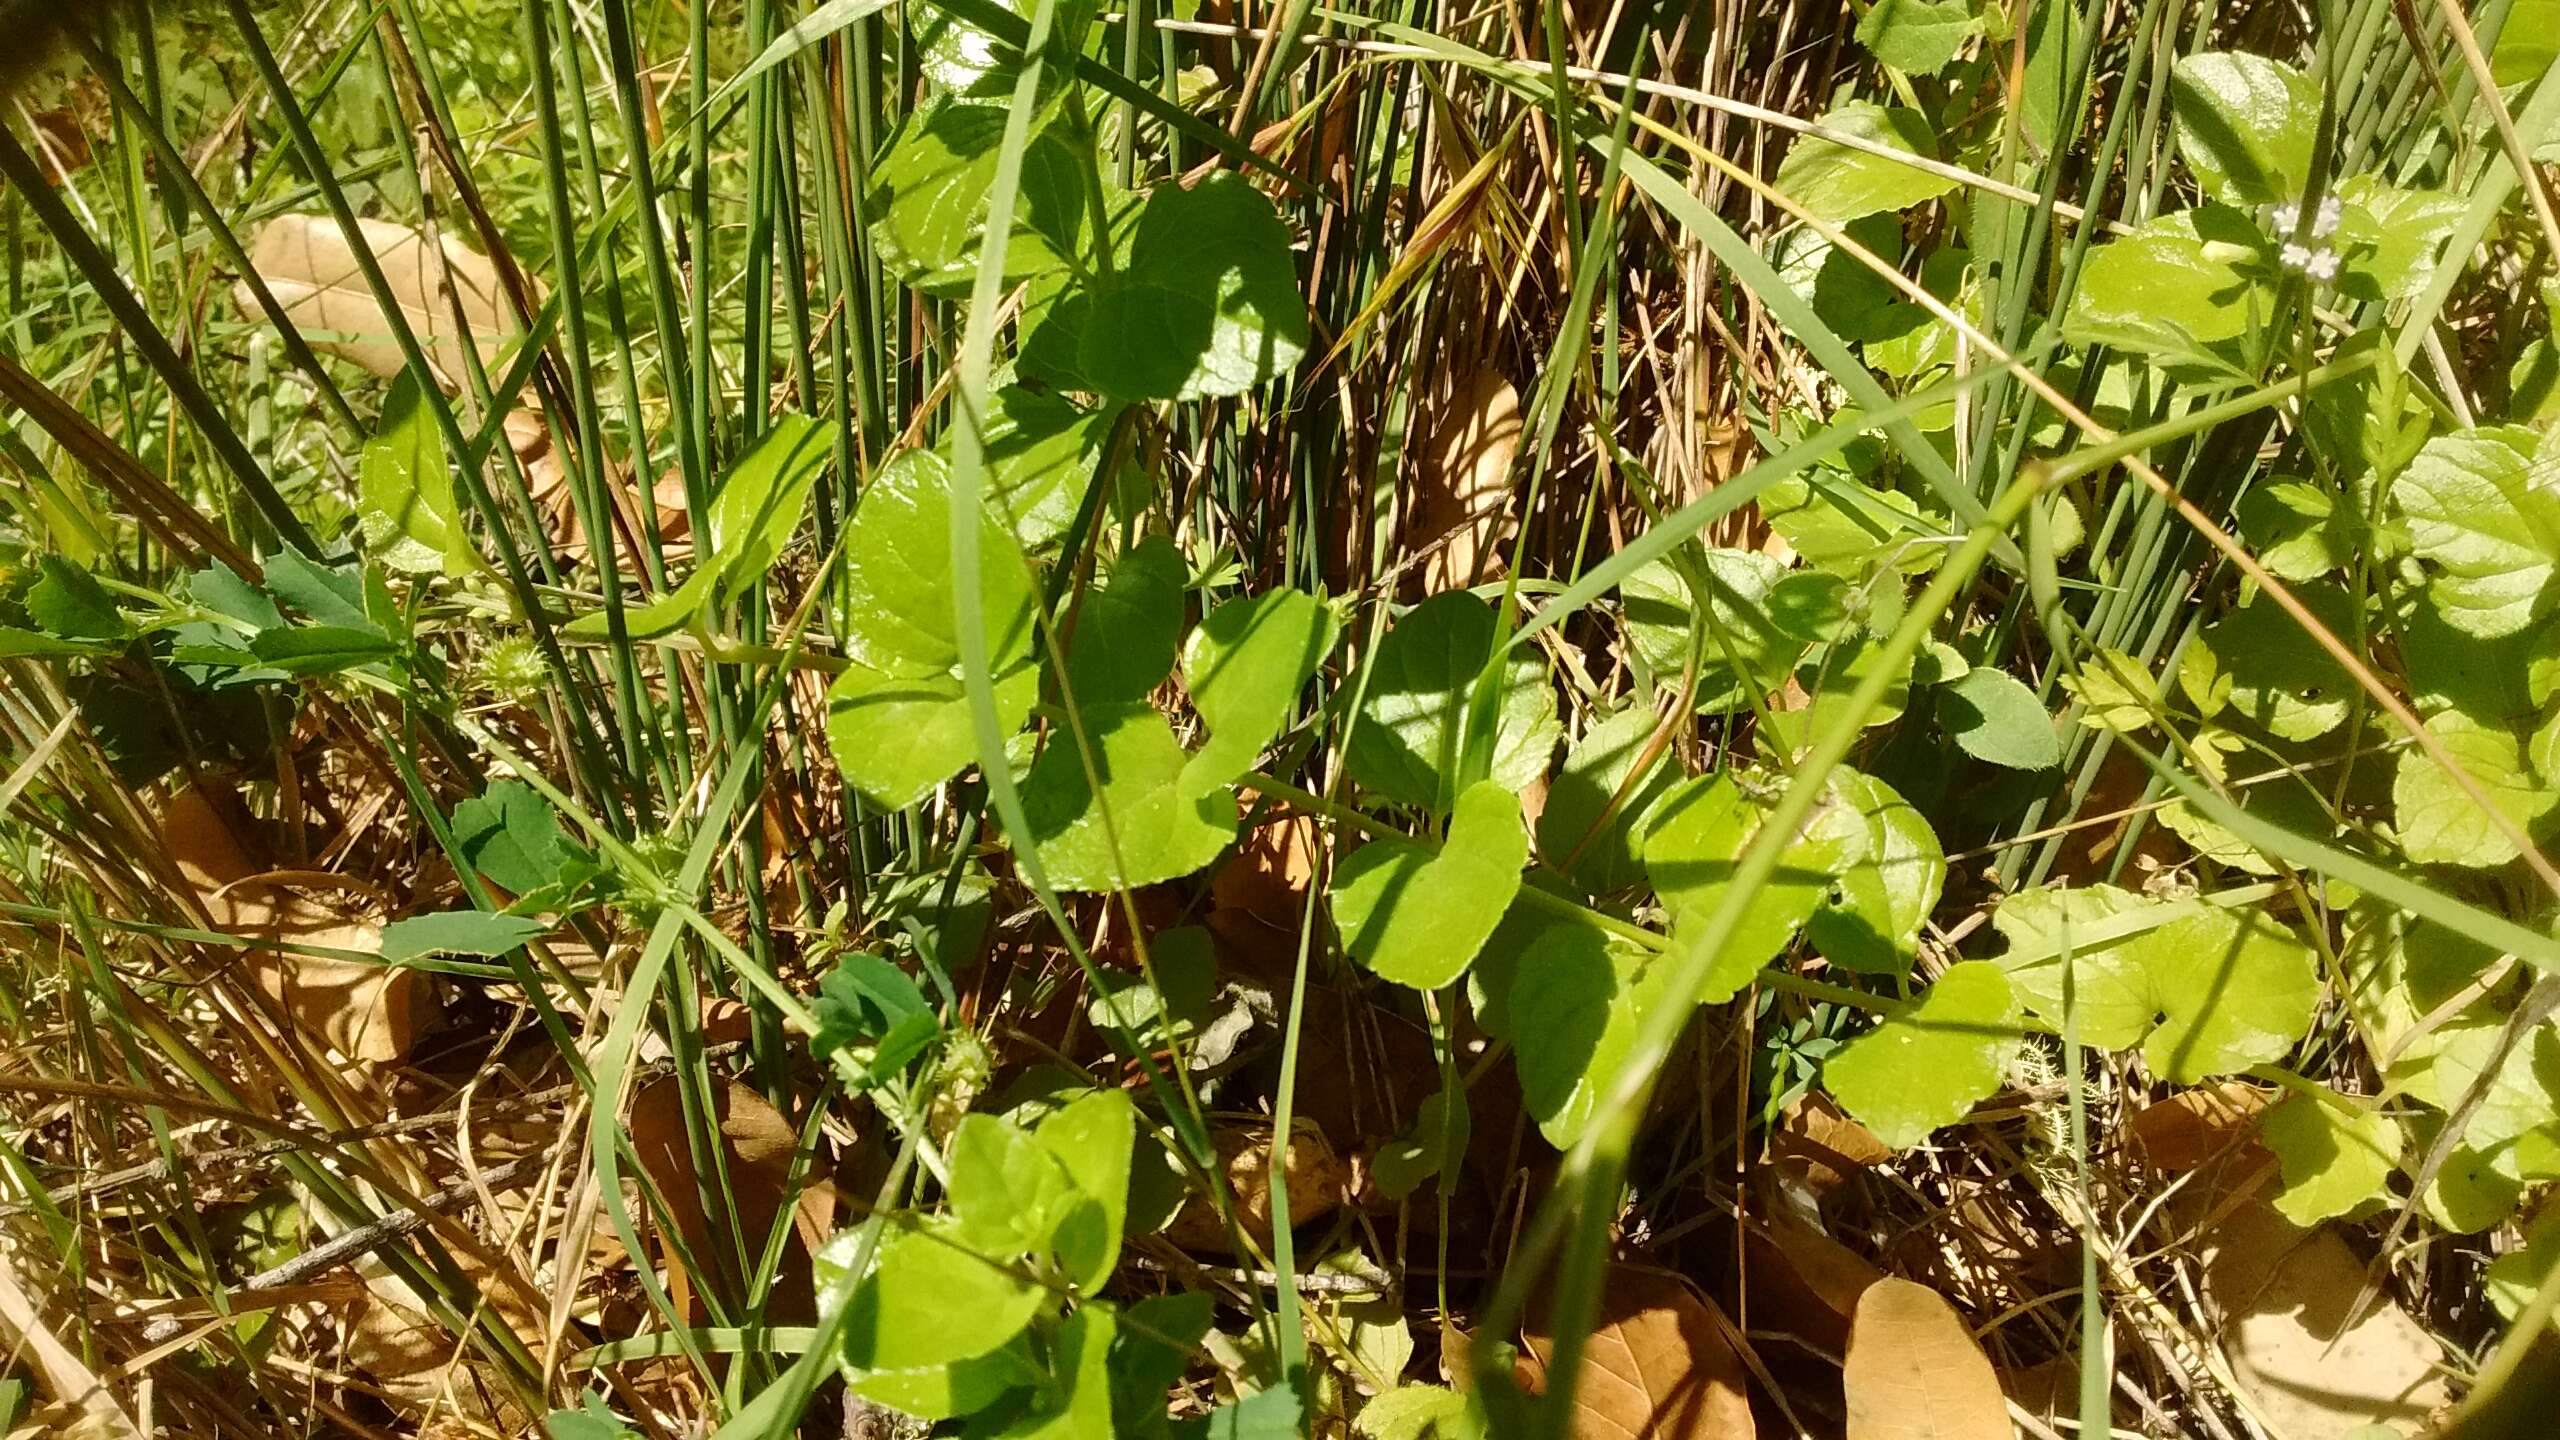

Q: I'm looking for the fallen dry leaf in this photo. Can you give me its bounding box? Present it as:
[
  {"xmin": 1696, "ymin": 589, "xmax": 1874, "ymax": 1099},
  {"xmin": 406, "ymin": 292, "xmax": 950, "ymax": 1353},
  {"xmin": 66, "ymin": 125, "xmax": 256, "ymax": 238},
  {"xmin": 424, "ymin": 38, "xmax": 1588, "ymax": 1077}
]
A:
[
  {"xmin": 1404, "ymin": 365, "xmax": 1521, "ymax": 593},
  {"xmin": 235, "ymin": 214, "xmax": 520, "ymax": 390},
  {"xmin": 2126, "ymin": 1081, "xmax": 2274, "ymax": 1179},
  {"xmin": 626, "ymin": 1076, "xmax": 830, "ymax": 1321},
  {"xmin": 1163, "ymin": 1121, "xmax": 1349, "ymax": 1252},
  {"xmin": 1520, "ymin": 1265, "xmax": 1757, "ymax": 1440},
  {"xmin": 1741, "ymin": 1206, "xmax": 1885, "ymax": 1357},
  {"xmin": 159, "ymin": 784, "xmax": 431, "ymax": 1065},
  {"xmin": 1842, "ymin": 1278, "xmax": 2009, "ymax": 1440},
  {"xmin": 2198, "ymin": 1199, "xmax": 2453, "ymax": 1440},
  {"xmin": 1770, "ymin": 1091, "xmax": 1889, "ymax": 1202}
]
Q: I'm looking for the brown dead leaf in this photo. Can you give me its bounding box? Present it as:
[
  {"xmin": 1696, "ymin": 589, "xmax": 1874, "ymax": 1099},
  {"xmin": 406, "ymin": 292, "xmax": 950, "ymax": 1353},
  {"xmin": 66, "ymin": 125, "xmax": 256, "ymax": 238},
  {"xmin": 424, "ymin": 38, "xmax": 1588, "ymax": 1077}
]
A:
[
  {"xmin": 234, "ymin": 214, "xmax": 521, "ymax": 390},
  {"xmin": 625, "ymin": 1076, "xmax": 830, "ymax": 1322},
  {"xmin": 1520, "ymin": 1265, "xmax": 1757, "ymax": 1440},
  {"xmin": 2126, "ymin": 1082, "xmax": 2274, "ymax": 1179},
  {"xmin": 1770, "ymin": 1092, "xmax": 1889, "ymax": 1201},
  {"xmin": 1741, "ymin": 1207, "xmax": 1885, "ymax": 1357},
  {"xmin": 1404, "ymin": 365, "xmax": 1521, "ymax": 593},
  {"xmin": 1842, "ymin": 1278, "xmax": 2009, "ymax": 1440},
  {"xmin": 1163, "ymin": 1122, "xmax": 1349, "ymax": 1252},
  {"xmin": 159, "ymin": 784, "xmax": 432, "ymax": 1064},
  {"xmin": 2198, "ymin": 1199, "xmax": 2453, "ymax": 1440}
]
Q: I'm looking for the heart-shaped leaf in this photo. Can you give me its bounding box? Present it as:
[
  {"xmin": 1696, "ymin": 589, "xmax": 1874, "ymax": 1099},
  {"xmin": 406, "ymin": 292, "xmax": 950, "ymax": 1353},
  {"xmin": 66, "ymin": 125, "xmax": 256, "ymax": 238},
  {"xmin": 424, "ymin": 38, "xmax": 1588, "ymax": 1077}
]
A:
[
  {"xmin": 1821, "ymin": 961, "xmax": 2019, "ymax": 1148},
  {"xmin": 1343, "ymin": 590, "xmax": 1560, "ymax": 813},
  {"xmin": 1330, "ymin": 782, "xmax": 1528, "ymax": 989},
  {"xmin": 1180, "ymin": 587, "xmax": 1336, "ymax": 795},
  {"xmin": 1019, "ymin": 699, "xmax": 1237, "ymax": 890},
  {"xmin": 1643, "ymin": 773, "xmax": 1871, "ymax": 1002}
]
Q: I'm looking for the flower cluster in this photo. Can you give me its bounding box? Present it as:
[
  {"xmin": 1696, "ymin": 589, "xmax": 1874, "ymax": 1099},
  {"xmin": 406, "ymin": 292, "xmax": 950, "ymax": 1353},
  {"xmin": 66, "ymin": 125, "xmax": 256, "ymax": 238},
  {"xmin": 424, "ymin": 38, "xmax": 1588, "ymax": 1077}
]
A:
[{"xmin": 2265, "ymin": 194, "xmax": 2343, "ymax": 283}]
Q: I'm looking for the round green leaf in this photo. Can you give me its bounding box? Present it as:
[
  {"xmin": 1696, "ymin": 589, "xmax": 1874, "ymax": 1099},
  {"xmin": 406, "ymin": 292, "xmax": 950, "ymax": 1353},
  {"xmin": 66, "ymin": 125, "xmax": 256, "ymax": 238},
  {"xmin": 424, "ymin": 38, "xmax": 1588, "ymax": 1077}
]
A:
[
  {"xmin": 1822, "ymin": 960, "xmax": 2020, "ymax": 1149},
  {"xmin": 1343, "ymin": 590, "xmax": 1559, "ymax": 813},
  {"xmin": 2203, "ymin": 582, "xmax": 2359, "ymax": 741},
  {"xmin": 1643, "ymin": 773, "xmax": 1872, "ymax": 1002},
  {"xmin": 1180, "ymin": 587, "xmax": 1337, "ymax": 795},
  {"xmin": 1019, "ymin": 699, "xmax": 1237, "ymax": 891},
  {"xmin": 831, "ymin": 1221, "xmax": 1051, "ymax": 1372},
  {"xmin": 1535, "ymin": 705, "xmax": 1681, "ymax": 894},
  {"xmin": 2392, "ymin": 712, "xmax": 2550, "ymax": 868},
  {"xmin": 1804, "ymin": 769, "xmax": 1945, "ymax": 976},
  {"xmin": 1940, "ymin": 668, "xmax": 2061, "ymax": 769},
  {"xmin": 2391, "ymin": 427, "xmax": 2560, "ymax": 639},
  {"xmin": 1329, "ymin": 781, "xmax": 1528, "ymax": 990},
  {"xmin": 2263, "ymin": 1094, "xmax": 2399, "ymax": 1225},
  {"xmin": 2171, "ymin": 51, "xmax": 2322, "ymax": 206}
]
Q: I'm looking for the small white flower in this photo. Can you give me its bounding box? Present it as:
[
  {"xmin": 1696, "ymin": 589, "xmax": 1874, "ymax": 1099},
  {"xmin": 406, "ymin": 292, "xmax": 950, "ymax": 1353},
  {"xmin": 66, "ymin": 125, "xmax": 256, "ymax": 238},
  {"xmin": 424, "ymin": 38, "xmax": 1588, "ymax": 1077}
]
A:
[
  {"xmin": 2313, "ymin": 194, "xmax": 2344, "ymax": 237},
  {"xmin": 2268, "ymin": 201, "xmax": 2301, "ymax": 234},
  {"xmin": 2302, "ymin": 248, "xmax": 2340, "ymax": 282}
]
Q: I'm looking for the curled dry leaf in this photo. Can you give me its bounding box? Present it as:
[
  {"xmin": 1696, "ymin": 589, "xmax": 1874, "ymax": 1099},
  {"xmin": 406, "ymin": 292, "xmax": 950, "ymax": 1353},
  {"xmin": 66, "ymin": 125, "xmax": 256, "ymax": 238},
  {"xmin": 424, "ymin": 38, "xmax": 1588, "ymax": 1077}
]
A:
[
  {"xmin": 1769, "ymin": 1091, "xmax": 1890, "ymax": 1203},
  {"xmin": 1404, "ymin": 365, "xmax": 1522, "ymax": 594},
  {"xmin": 2126, "ymin": 1081, "xmax": 2275, "ymax": 1180},
  {"xmin": 159, "ymin": 784, "xmax": 431, "ymax": 1065},
  {"xmin": 1519, "ymin": 1264, "xmax": 1756, "ymax": 1440},
  {"xmin": 2198, "ymin": 1199, "xmax": 2453, "ymax": 1440},
  {"xmin": 1741, "ymin": 1205, "xmax": 1885, "ymax": 1357},
  {"xmin": 235, "ymin": 214, "xmax": 521, "ymax": 390},
  {"xmin": 1841, "ymin": 1278, "xmax": 2009, "ymax": 1440},
  {"xmin": 1163, "ymin": 1121, "xmax": 1350, "ymax": 1252}
]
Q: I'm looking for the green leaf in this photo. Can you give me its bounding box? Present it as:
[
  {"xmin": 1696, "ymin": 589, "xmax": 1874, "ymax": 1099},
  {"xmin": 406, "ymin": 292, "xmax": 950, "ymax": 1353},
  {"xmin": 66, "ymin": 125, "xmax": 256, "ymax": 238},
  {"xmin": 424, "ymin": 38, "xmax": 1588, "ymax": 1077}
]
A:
[
  {"xmin": 2262, "ymin": 1094, "xmax": 2399, "ymax": 1225},
  {"xmin": 1469, "ymin": 902, "xmax": 1669, "ymax": 1147},
  {"xmin": 1643, "ymin": 773, "xmax": 1871, "ymax": 1002},
  {"xmin": 828, "ymin": 450, "xmax": 1042, "ymax": 809},
  {"xmin": 2236, "ymin": 479, "xmax": 2357, "ymax": 581},
  {"xmin": 1994, "ymin": 885, "xmax": 2323, "ymax": 1082},
  {"xmin": 1756, "ymin": 469, "xmax": 1944, "ymax": 574},
  {"xmin": 2392, "ymin": 711, "xmax": 2552, "ymax": 868},
  {"xmin": 1344, "ymin": 591, "xmax": 1559, "ymax": 813},
  {"xmin": 28, "ymin": 557, "xmax": 126, "ymax": 642},
  {"xmin": 947, "ymin": 1112, "xmax": 1079, "ymax": 1261},
  {"xmin": 866, "ymin": 97, "xmax": 1099, "ymax": 294},
  {"xmin": 973, "ymin": 1302, "xmax": 1116, "ymax": 1439},
  {"xmin": 565, "ymin": 416, "xmax": 830, "ymax": 639},
  {"xmin": 918, "ymin": 0, "xmax": 1096, "ymax": 96},
  {"xmin": 830, "ymin": 1220, "xmax": 1051, "ymax": 1372},
  {"xmin": 846, "ymin": 1342, "xmax": 1036, "ymax": 1422},
  {"xmin": 1855, "ymin": 0, "xmax": 1978, "ymax": 75},
  {"xmin": 2019, "ymin": 0, "xmax": 2085, "ymax": 150},
  {"xmin": 1179, "ymin": 1383, "xmax": 1305, "ymax": 1440},
  {"xmin": 1066, "ymin": 535, "xmax": 1186, "ymax": 705},
  {"xmin": 1370, "ymin": 1085, "xmax": 1468, "ymax": 1199},
  {"xmin": 1940, "ymin": 668, "xmax": 2061, "ymax": 769},
  {"xmin": 1111, "ymin": 1291, "xmax": 1215, "ymax": 1434},
  {"xmin": 544, "ymin": 1395, "xmax": 638, "ymax": 1440},
  {"xmin": 813, "ymin": 953, "xmax": 941, "ymax": 1082},
  {"xmin": 1356, "ymin": 1386, "xmax": 1483, "ymax": 1440},
  {"xmin": 359, "ymin": 374, "xmax": 474, "ymax": 577},
  {"xmin": 2495, "ymin": 0, "xmax": 2560, "ymax": 84},
  {"xmin": 2485, "ymin": 1207, "xmax": 2560, "ymax": 1325},
  {"xmin": 1804, "ymin": 769, "xmax": 1944, "ymax": 977},
  {"xmin": 452, "ymin": 780, "xmax": 579, "ymax": 897},
  {"xmin": 2392, "ymin": 426, "xmax": 2560, "ymax": 638},
  {"xmin": 963, "ymin": 385, "xmax": 1119, "ymax": 551},
  {"xmin": 2202, "ymin": 582, "xmax": 2359, "ymax": 741},
  {"xmin": 1535, "ymin": 704, "xmax": 1680, "ymax": 894},
  {"xmin": 1821, "ymin": 960, "xmax": 2020, "ymax": 1148},
  {"xmin": 1034, "ymin": 1089, "xmax": 1134, "ymax": 1290},
  {"xmin": 2331, "ymin": 176, "xmax": 2467, "ymax": 304},
  {"xmin": 1026, "ymin": 173, "xmax": 1310, "ymax": 401},
  {"xmin": 1330, "ymin": 781, "xmax": 1528, "ymax": 989},
  {"xmin": 264, "ymin": 550, "xmax": 375, "ymax": 632},
  {"xmin": 1019, "ymin": 699, "xmax": 1237, "ymax": 891},
  {"xmin": 249, "ymin": 625, "xmax": 400, "ymax": 675},
  {"xmin": 1772, "ymin": 102, "xmax": 1960, "ymax": 223},
  {"xmin": 1621, "ymin": 550, "xmax": 1799, "ymax": 711},
  {"xmin": 2063, "ymin": 206, "xmax": 2269, "ymax": 369},
  {"xmin": 1179, "ymin": 587, "xmax": 1336, "ymax": 796},
  {"xmin": 2171, "ymin": 51, "xmax": 2322, "ymax": 206},
  {"xmin": 377, "ymin": 910, "xmax": 547, "ymax": 961}
]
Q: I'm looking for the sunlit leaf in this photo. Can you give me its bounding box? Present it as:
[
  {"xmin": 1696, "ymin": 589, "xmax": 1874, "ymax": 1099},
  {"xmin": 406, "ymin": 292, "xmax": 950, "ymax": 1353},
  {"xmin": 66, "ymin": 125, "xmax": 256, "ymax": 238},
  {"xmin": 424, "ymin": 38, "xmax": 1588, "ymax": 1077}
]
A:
[
  {"xmin": 1343, "ymin": 590, "xmax": 1559, "ymax": 813},
  {"xmin": 1330, "ymin": 781, "xmax": 1528, "ymax": 989},
  {"xmin": 1020, "ymin": 699, "xmax": 1236, "ymax": 890},
  {"xmin": 1822, "ymin": 961, "xmax": 2019, "ymax": 1148}
]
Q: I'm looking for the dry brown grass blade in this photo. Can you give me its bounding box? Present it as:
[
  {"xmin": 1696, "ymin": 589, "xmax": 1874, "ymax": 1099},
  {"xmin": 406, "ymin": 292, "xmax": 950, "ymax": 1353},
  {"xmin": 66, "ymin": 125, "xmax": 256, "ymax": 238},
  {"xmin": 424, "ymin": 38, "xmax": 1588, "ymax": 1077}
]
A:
[
  {"xmin": 0, "ymin": 1251, "xmax": 142, "ymax": 1438},
  {"xmin": 1520, "ymin": 1264, "xmax": 1758, "ymax": 1440},
  {"xmin": 235, "ymin": 214, "xmax": 521, "ymax": 390},
  {"xmin": 1842, "ymin": 1277, "xmax": 2010, "ymax": 1440}
]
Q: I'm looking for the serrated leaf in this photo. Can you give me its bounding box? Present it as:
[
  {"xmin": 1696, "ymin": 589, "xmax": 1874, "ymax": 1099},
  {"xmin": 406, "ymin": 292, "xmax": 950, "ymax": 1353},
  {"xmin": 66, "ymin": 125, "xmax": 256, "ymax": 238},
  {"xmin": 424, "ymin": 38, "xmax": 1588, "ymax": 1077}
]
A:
[
  {"xmin": 1330, "ymin": 781, "xmax": 1527, "ymax": 989},
  {"xmin": 1066, "ymin": 535, "xmax": 1185, "ymax": 704},
  {"xmin": 1855, "ymin": 0, "xmax": 1978, "ymax": 74},
  {"xmin": 1804, "ymin": 769, "xmax": 1944, "ymax": 977},
  {"xmin": 262, "ymin": 550, "xmax": 375, "ymax": 632},
  {"xmin": 2060, "ymin": 646, "xmax": 2163, "ymax": 733},
  {"xmin": 1940, "ymin": 668, "xmax": 2061, "ymax": 769},
  {"xmin": 359, "ymin": 373, "xmax": 474, "ymax": 577},
  {"xmin": 1774, "ymin": 102, "xmax": 1960, "ymax": 223},
  {"xmin": 1020, "ymin": 699, "xmax": 1236, "ymax": 890},
  {"xmin": 2203, "ymin": 582, "xmax": 2360, "ymax": 741},
  {"xmin": 865, "ymin": 97, "xmax": 1098, "ymax": 294},
  {"xmin": 1644, "ymin": 773, "xmax": 1872, "ymax": 1002},
  {"xmin": 1343, "ymin": 590, "xmax": 1559, "ymax": 813},
  {"xmin": 830, "ymin": 1220, "xmax": 1051, "ymax": 1373},
  {"xmin": 1024, "ymin": 173, "xmax": 1310, "ymax": 401},
  {"xmin": 2172, "ymin": 51, "xmax": 2322, "ymax": 206},
  {"xmin": 27, "ymin": 557, "xmax": 126, "ymax": 642},
  {"xmin": 2391, "ymin": 426, "xmax": 2560, "ymax": 638},
  {"xmin": 1822, "ymin": 961, "xmax": 2019, "ymax": 1148},
  {"xmin": 1536, "ymin": 705, "xmax": 1681, "ymax": 894},
  {"xmin": 2332, "ymin": 176, "xmax": 2467, "ymax": 303},
  {"xmin": 1179, "ymin": 587, "xmax": 1335, "ymax": 795},
  {"xmin": 2391, "ymin": 711, "xmax": 2551, "ymax": 868},
  {"xmin": 377, "ymin": 910, "xmax": 546, "ymax": 961},
  {"xmin": 2236, "ymin": 479, "xmax": 2356, "ymax": 581},
  {"xmin": 947, "ymin": 1113, "xmax": 1081, "ymax": 1260},
  {"xmin": 827, "ymin": 450, "xmax": 1041, "ymax": 809},
  {"xmin": 2262, "ymin": 1094, "xmax": 2399, "ymax": 1224},
  {"xmin": 1994, "ymin": 885, "xmax": 2322, "ymax": 1082}
]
